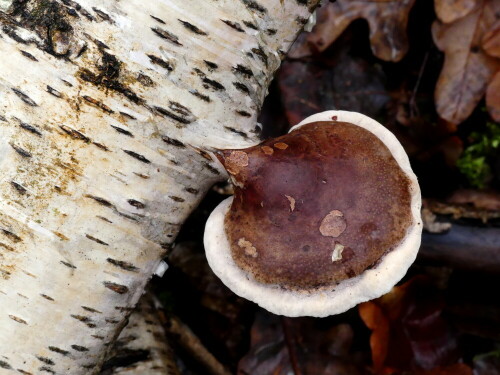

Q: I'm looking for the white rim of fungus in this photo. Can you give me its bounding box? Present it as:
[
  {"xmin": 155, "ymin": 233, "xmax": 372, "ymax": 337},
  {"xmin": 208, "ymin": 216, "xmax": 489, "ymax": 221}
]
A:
[{"xmin": 204, "ymin": 110, "xmax": 422, "ymax": 317}]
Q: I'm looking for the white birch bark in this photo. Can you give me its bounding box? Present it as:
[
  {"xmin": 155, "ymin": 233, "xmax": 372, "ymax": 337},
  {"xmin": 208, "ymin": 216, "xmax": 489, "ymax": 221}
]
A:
[{"xmin": 0, "ymin": 0, "xmax": 318, "ymax": 373}]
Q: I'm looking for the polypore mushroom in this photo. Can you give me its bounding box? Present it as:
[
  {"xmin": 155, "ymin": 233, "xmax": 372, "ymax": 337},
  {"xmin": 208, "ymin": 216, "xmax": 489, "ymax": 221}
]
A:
[{"xmin": 204, "ymin": 110, "xmax": 422, "ymax": 317}]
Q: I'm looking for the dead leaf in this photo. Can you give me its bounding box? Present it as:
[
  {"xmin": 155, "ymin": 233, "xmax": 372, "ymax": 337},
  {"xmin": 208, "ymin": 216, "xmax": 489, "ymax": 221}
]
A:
[
  {"xmin": 432, "ymin": 0, "xmax": 500, "ymax": 124},
  {"xmin": 279, "ymin": 49, "xmax": 390, "ymax": 126},
  {"xmin": 483, "ymin": 19, "xmax": 500, "ymax": 57},
  {"xmin": 417, "ymin": 363, "xmax": 473, "ymax": 375},
  {"xmin": 289, "ymin": 0, "xmax": 416, "ymax": 62},
  {"xmin": 447, "ymin": 188, "xmax": 500, "ymax": 211},
  {"xmin": 238, "ymin": 312, "xmax": 364, "ymax": 375},
  {"xmin": 434, "ymin": 0, "xmax": 478, "ymax": 24},
  {"xmin": 486, "ymin": 70, "xmax": 500, "ymax": 121},
  {"xmin": 359, "ymin": 276, "xmax": 461, "ymax": 373}
]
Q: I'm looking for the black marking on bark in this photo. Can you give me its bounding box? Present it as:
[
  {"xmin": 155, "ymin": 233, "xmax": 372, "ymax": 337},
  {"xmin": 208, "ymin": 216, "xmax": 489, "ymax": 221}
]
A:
[
  {"xmin": 134, "ymin": 173, "xmax": 149, "ymax": 179},
  {"xmin": 79, "ymin": 52, "xmax": 143, "ymax": 104},
  {"xmin": 20, "ymin": 50, "xmax": 38, "ymax": 61},
  {"xmin": 150, "ymin": 15, "xmax": 165, "ymax": 24},
  {"xmin": 11, "ymin": 88, "xmax": 37, "ymax": 106},
  {"xmin": 101, "ymin": 349, "xmax": 151, "ymax": 372},
  {"xmin": 0, "ymin": 360, "xmax": 12, "ymax": 369},
  {"xmin": 17, "ymin": 370, "xmax": 33, "ymax": 375},
  {"xmin": 60, "ymin": 260, "xmax": 76, "ymax": 269},
  {"xmin": 46, "ymin": 85, "xmax": 63, "ymax": 98},
  {"xmin": 243, "ymin": 20, "xmax": 258, "ymax": 30},
  {"xmin": 11, "ymin": 181, "xmax": 27, "ymax": 195},
  {"xmin": 92, "ymin": 142, "xmax": 109, "ymax": 151},
  {"xmin": 1, "ymin": 25, "xmax": 29, "ymax": 44},
  {"xmin": 127, "ymin": 199, "xmax": 145, "ymax": 209},
  {"xmin": 119, "ymin": 111, "xmax": 137, "ymax": 120},
  {"xmin": 203, "ymin": 162, "xmax": 221, "ymax": 175},
  {"xmin": 71, "ymin": 314, "xmax": 91, "ymax": 323},
  {"xmin": 66, "ymin": 7, "xmax": 79, "ymax": 17},
  {"xmin": 10, "ymin": 143, "xmax": 32, "ymax": 158},
  {"xmin": 111, "ymin": 125, "xmax": 133, "ymax": 137},
  {"xmin": 241, "ymin": 0, "xmax": 267, "ymax": 14},
  {"xmin": 86, "ymin": 195, "xmax": 114, "ymax": 208},
  {"xmin": 221, "ymin": 20, "xmax": 244, "ymax": 32},
  {"xmin": 203, "ymin": 60, "xmax": 218, "ymax": 71},
  {"xmin": 233, "ymin": 82, "xmax": 250, "ymax": 94},
  {"xmin": 18, "ymin": 121, "xmax": 42, "ymax": 136},
  {"xmin": 169, "ymin": 196, "xmax": 185, "ymax": 203},
  {"xmin": 266, "ymin": 28, "xmax": 277, "ymax": 35},
  {"xmin": 117, "ymin": 211, "xmax": 140, "ymax": 222},
  {"xmin": 193, "ymin": 68, "xmax": 206, "ymax": 78},
  {"xmin": 178, "ymin": 19, "xmax": 207, "ymax": 35},
  {"xmin": 71, "ymin": 345, "xmax": 89, "ymax": 352},
  {"xmin": 1, "ymin": 229, "xmax": 22, "ymax": 242},
  {"xmin": 82, "ymin": 95, "xmax": 114, "ymax": 114},
  {"xmin": 0, "ymin": 115, "xmax": 6, "ymax": 122},
  {"xmin": 0, "ymin": 242, "xmax": 15, "ymax": 251},
  {"xmin": 151, "ymin": 27, "xmax": 182, "ymax": 46},
  {"xmin": 123, "ymin": 150, "xmax": 151, "ymax": 164},
  {"xmin": 106, "ymin": 258, "xmax": 139, "ymax": 272},
  {"xmin": 36, "ymin": 357, "xmax": 55, "ymax": 366},
  {"xmin": 82, "ymin": 306, "xmax": 102, "ymax": 313},
  {"xmin": 48, "ymin": 346, "xmax": 69, "ymax": 356},
  {"xmin": 39, "ymin": 367, "xmax": 55, "ymax": 374},
  {"xmin": 92, "ymin": 335, "xmax": 105, "ymax": 340},
  {"xmin": 233, "ymin": 64, "xmax": 253, "ymax": 77},
  {"xmin": 185, "ymin": 187, "xmax": 198, "ymax": 194},
  {"xmin": 203, "ymin": 78, "xmax": 225, "ymax": 91},
  {"xmin": 40, "ymin": 294, "xmax": 54, "ymax": 301},
  {"xmin": 61, "ymin": 79, "xmax": 73, "ymax": 87},
  {"xmin": 162, "ymin": 136, "xmax": 185, "ymax": 148},
  {"xmin": 225, "ymin": 126, "xmax": 249, "ymax": 138},
  {"xmin": 59, "ymin": 125, "xmax": 90, "ymax": 142},
  {"xmin": 92, "ymin": 7, "xmax": 113, "ymax": 23},
  {"xmin": 104, "ymin": 281, "xmax": 129, "ymax": 294},
  {"xmin": 296, "ymin": 0, "xmax": 309, "ymax": 5},
  {"xmin": 86, "ymin": 234, "xmax": 109, "ymax": 246},
  {"xmin": 189, "ymin": 89, "xmax": 211, "ymax": 102},
  {"xmin": 147, "ymin": 54, "xmax": 173, "ymax": 71},
  {"xmin": 236, "ymin": 110, "xmax": 252, "ymax": 117},
  {"xmin": 137, "ymin": 73, "xmax": 154, "ymax": 87},
  {"xmin": 105, "ymin": 318, "xmax": 119, "ymax": 324},
  {"xmin": 9, "ymin": 315, "xmax": 27, "ymax": 324},
  {"xmin": 251, "ymin": 47, "xmax": 268, "ymax": 66},
  {"xmin": 97, "ymin": 216, "xmax": 113, "ymax": 223},
  {"xmin": 154, "ymin": 103, "xmax": 196, "ymax": 124}
]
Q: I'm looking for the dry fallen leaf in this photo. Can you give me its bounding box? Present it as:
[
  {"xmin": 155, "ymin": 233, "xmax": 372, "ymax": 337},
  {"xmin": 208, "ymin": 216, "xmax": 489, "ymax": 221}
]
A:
[
  {"xmin": 432, "ymin": 0, "xmax": 500, "ymax": 124},
  {"xmin": 359, "ymin": 276, "xmax": 461, "ymax": 374},
  {"xmin": 289, "ymin": 0, "xmax": 416, "ymax": 62},
  {"xmin": 483, "ymin": 19, "xmax": 500, "ymax": 58},
  {"xmin": 486, "ymin": 70, "xmax": 500, "ymax": 121},
  {"xmin": 434, "ymin": 0, "xmax": 478, "ymax": 24}
]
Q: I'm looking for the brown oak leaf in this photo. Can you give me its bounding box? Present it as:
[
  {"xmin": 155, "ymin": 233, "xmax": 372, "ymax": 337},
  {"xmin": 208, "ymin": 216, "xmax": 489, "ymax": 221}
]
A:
[
  {"xmin": 486, "ymin": 70, "xmax": 500, "ymax": 121},
  {"xmin": 434, "ymin": 0, "xmax": 478, "ymax": 24},
  {"xmin": 289, "ymin": 0, "xmax": 416, "ymax": 62},
  {"xmin": 432, "ymin": 0, "xmax": 500, "ymax": 124},
  {"xmin": 482, "ymin": 19, "xmax": 500, "ymax": 57}
]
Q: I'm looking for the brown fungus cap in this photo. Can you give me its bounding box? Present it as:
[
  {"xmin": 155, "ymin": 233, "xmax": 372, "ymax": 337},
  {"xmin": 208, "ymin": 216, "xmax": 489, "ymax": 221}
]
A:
[{"xmin": 204, "ymin": 111, "xmax": 422, "ymax": 317}]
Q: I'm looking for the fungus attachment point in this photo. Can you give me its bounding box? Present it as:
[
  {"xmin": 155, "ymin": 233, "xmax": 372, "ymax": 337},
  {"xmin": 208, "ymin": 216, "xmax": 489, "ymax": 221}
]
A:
[{"xmin": 204, "ymin": 110, "xmax": 422, "ymax": 317}]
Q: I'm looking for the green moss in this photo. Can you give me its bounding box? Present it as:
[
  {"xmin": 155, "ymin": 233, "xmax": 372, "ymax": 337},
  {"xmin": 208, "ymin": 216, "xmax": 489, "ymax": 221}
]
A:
[{"xmin": 457, "ymin": 122, "xmax": 500, "ymax": 188}]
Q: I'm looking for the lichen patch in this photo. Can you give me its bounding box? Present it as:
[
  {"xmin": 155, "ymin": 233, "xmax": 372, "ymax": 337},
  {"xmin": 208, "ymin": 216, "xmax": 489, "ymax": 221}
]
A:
[
  {"xmin": 224, "ymin": 151, "xmax": 249, "ymax": 175},
  {"xmin": 238, "ymin": 237, "xmax": 258, "ymax": 258},
  {"xmin": 319, "ymin": 210, "xmax": 346, "ymax": 238}
]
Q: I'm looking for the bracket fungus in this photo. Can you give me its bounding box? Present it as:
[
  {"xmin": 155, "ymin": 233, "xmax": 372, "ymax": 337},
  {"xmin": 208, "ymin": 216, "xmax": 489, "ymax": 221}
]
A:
[{"xmin": 204, "ymin": 110, "xmax": 422, "ymax": 317}]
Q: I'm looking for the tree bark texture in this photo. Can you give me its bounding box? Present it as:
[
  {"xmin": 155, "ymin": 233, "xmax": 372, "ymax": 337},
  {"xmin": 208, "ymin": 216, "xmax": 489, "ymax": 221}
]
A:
[{"xmin": 0, "ymin": 0, "xmax": 319, "ymax": 373}]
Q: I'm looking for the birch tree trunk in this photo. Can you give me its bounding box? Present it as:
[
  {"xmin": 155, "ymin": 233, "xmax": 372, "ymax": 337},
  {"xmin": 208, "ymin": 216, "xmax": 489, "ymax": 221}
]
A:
[{"xmin": 0, "ymin": 0, "xmax": 318, "ymax": 374}]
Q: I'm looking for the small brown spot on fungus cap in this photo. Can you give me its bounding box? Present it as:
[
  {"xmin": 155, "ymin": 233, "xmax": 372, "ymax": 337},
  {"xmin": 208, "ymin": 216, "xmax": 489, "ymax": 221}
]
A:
[{"xmin": 204, "ymin": 111, "xmax": 422, "ymax": 317}]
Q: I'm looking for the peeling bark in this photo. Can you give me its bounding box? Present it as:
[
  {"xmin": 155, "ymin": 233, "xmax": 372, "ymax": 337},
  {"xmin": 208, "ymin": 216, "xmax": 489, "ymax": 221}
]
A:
[{"xmin": 0, "ymin": 0, "xmax": 319, "ymax": 373}]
